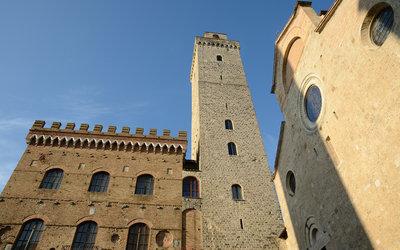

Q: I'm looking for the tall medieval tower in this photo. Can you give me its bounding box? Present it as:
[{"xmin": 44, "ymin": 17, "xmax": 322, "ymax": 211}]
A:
[{"xmin": 188, "ymin": 32, "xmax": 284, "ymax": 249}]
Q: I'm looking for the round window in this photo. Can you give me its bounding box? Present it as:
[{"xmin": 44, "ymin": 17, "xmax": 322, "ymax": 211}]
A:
[
  {"xmin": 370, "ymin": 6, "xmax": 394, "ymax": 46},
  {"xmin": 305, "ymin": 85, "xmax": 322, "ymax": 122},
  {"xmin": 286, "ymin": 171, "xmax": 296, "ymax": 196}
]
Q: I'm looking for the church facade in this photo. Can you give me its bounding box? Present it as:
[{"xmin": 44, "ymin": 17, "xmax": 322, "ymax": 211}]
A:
[{"xmin": 271, "ymin": 0, "xmax": 399, "ymax": 249}]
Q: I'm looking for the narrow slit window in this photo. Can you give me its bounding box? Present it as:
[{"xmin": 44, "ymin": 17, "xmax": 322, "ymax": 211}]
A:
[
  {"xmin": 225, "ymin": 120, "xmax": 233, "ymax": 130},
  {"xmin": 232, "ymin": 184, "xmax": 243, "ymax": 200},
  {"xmin": 228, "ymin": 142, "xmax": 237, "ymax": 155}
]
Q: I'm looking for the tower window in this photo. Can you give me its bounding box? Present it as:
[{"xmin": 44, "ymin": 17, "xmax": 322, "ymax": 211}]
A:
[
  {"xmin": 39, "ymin": 169, "xmax": 64, "ymax": 189},
  {"xmin": 126, "ymin": 223, "xmax": 150, "ymax": 250},
  {"xmin": 225, "ymin": 120, "xmax": 233, "ymax": 130},
  {"xmin": 370, "ymin": 6, "xmax": 394, "ymax": 46},
  {"xmin": 213, "ymin": 34, "xmax": 219, "ymax": 39},
  {"xmin": 14, "ymin": 219, "xmax": 45, "ymax": 249},
  {"xmin": 183, "ymin": 177, "xmax": 199, "ymax": 198},
  {"xmin": 232, "ymin": 184, "xmax": 243, "ymax": 200},
  {"xmin": 88, "ymin": 171, "xmax": 110, "ymax": 192},
  {"xmin": 228, "ymin": 142, "xmax": 237, "ymax": 155},
  {"xmin": 135, "ymin": 174, "xmax": 154, "ymax": 195},
  {"xmin": 72, "ymin": 221, "xmax": 98, "ymax": 249},
  {"xmin": 217, "ymin": 55, "xmax": 222, "ymax": 61}
]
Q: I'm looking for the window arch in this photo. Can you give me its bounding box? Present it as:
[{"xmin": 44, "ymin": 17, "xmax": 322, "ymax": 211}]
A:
[
  {"xmin": 232, "ymin": 185, "xmax": 243, "ymax": 200},
  {"xmin": 88, "ymin": 172, "xmax": 110, "ymax": 192},
  {"xmin": 135, "ymin": 175, "xmax": 154, "ymax": 195},
  {"xmin": 126, "ymin": 223, "xmax": 150, "ymax": 250},
  {"xmin": 183, "ymin": 177, "xmax": 199, "ymax": 198},
  {"xmin": 228, "ymin": 142, "xmax": 237, "ymax": 155},
  {"xmin": 216, "ymin": 55, "xmax": 222, "ymax": 61},
  {"xmin": 39, "ymin": 169, "xmax": 64, "ymax": 189},
  {"xmin": 72, "ymin": 221, "xmax": 97, "ymax": 249},
  {"xmin": 13, "ymin": 219, "xmax": 45, "ymax": 249},
  {"xmin": 225, "ymin": 120, "xmax": 233, "ymax": 130}
]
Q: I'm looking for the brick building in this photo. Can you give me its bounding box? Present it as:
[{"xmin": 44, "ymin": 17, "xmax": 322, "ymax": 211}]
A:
[{"xmin": 0, "ymin": 32, "xmax": 284, "ymax": 249}]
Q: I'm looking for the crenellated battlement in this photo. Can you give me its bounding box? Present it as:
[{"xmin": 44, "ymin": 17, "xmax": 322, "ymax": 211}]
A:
[
  {"xmin": 27, "ymin": 120, "xmax": 187, "ymax": 155},
  {"xmin": 190, "ymin": 34, "xmax": 240, "ymax": 82}
]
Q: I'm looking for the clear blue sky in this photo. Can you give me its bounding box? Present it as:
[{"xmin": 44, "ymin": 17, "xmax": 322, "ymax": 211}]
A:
[{"xmin": 0, "ymin": 0, "xmax": 334, "ymax": 192}]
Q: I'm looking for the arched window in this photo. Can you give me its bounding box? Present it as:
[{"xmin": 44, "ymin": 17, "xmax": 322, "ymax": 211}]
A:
[
  {"xmin": 135, "ymin": 175, "xmax": 154, "ymax": 195},
  {"xmin": 232, "ymin": 185, "xmax": 243, "ymax": 200},
  {"xmin": 183, "ymin": 177, "xmax": 199, "ymax": 198},
  {"xmin": 228, "ymin": 142, "xmax": 237, "ymax": 155},
  {"xmin": 71, "ymin": 221, "xmax": 97, "ymax": 249},
  {"xmin": 225, "ymin": 120, "xmax": 233, "ymax": 130},
  {"xmin": 126, "ymin": 223, "xmax": 150, "ymax": 250},
  {"xmin": 217, "ymin": 55, "xmax": 222, "ymax": 61},
  {"xmin": 88, "ymin": 172, "xmax": 110, "ymax": 192},
  {"xmin": 13, "ymin": 219, "xmax": 45, "ymax": 249},
  {"xmin": 39, "ymin": 169, "xmax": 64, "ymax": 189}
]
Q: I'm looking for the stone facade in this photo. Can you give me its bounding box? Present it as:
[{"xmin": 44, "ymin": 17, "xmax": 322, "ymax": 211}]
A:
[
  {"xmin": 272, "ymin": 0, "xmax": 400, "ymax": 249},
  {"xmin": 187, "ymin": 32, "xmax": 284, "ymax": 249},
  {"xmin": 0, "ymin": 120, "xmax": 187, "ymax": 249}
]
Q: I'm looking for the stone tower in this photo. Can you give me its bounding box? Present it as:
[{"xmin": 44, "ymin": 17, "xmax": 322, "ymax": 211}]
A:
[{"xmin": 187, "ymin": 32, "xmax": 284, "ymax": 249}]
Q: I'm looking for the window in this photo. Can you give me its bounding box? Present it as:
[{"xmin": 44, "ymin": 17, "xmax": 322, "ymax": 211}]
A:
[
  {"xmin": 39, "ymin": 169, "xmax": 64, "ymax": 189},
  {"xmin": 232, "ymin": 185, "xmax": 243, "ymax": 200},
  {"xmin": 228, "ymin": 142, "xmax": 237, "ymax": 155},
  {"xmin": 126, "ymin": 223, "xmax": 150, "ymax": 250},
  {"xmin": 135, "ymin": 175, "xmax": 154, "ymax": 195},
  {"xmin": 213, "ymin": 34, "xmax": 219, "ymax": 39},
  {"xmin": 217, "ymin": 55, "xmax": 222, "ymax": 61},
  {"xmin": 286, "ymin": 171, "xmax": 296, "ymax": 196},
  {"xmin": 305, "ymin": 85, "xmax": 322, "ymax": 122},
  {"xmin": 71, "ymin": 221, "xmax": 97, "ymax": 249},
  {"xmin": 88, "ymin": 172, "xmax": 110, "ymax": 192},
  {"xmin": 13, "ymin": 219, "xmax": 45, "ymax": 250},
  {"xmin": 370, "ymin": 6, "xmax": 394, "ymax": 46},
  {"xmin": 183, "ymin": 177, "xmax": 199, "ymax": 198},
  {"xmin": 225, "ymin": 120, "xmax": 233, "ymax": 130}
]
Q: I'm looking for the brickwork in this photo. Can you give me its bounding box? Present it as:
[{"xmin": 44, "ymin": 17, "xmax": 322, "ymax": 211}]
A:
[
  {"xmin": 0, "ymin": 121, "xmax": 187, "ymax": 249},
  {"xmin": 272, "ymin": 1, "xmax": 400, "ymax": 249},
  {"xmin": 188, "ymin": 33, "xmax": 284, "ymax": 249}
]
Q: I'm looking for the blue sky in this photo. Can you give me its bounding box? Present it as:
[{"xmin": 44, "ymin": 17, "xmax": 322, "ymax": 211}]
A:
[{"xmin": 0, "ymin": 0, "xmax": 334, "ymax": 192}]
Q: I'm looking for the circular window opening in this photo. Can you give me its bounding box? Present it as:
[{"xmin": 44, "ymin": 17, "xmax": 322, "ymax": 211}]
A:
[
  {"xmin": 370, "ymin": 6, "xmax": 394, "ymax": 46},
  {"xmin": 305, "ymin": 85, "xmax": 322, "ymax": 122},
  {"xmin": 286, "ymin": 171, "xmax": 296, "ymax": 196}
]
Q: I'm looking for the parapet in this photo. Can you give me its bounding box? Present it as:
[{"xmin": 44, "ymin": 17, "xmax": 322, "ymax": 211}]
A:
[
  {"xmin": 29, "ymin": 121, "xmax": 187, "ymax": 139},
  {"xmin": 27, "ymin": 121, "xmax": 187, "ymax": 155}
]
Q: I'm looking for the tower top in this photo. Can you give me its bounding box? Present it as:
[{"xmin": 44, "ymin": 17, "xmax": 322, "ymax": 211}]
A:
[{"xmin": 203, "ymin": 32, "xmax": 227, "ymax": 40}]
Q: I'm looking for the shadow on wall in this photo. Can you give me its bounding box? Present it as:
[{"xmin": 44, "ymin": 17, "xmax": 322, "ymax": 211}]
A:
[
  {"xmin": 358, "ymin": 0, "xmax": 399, "ymax": 41},
  {"xmin": 274, "ymin": 47, "xmax": 374, "ymax": 249},
  {"xmin": 268, "ymin": 0, "xmax": 398, "ymax": 244}
]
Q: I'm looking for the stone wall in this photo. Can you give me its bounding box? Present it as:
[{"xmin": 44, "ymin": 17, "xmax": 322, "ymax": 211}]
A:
[
  {"xmin": 272, "ymin": 0, "xmax": 400, "ymax": 249},
  {"xmin": 189, "ymin": 33, "xmax": 284, "ymax": 249}
]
